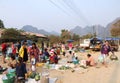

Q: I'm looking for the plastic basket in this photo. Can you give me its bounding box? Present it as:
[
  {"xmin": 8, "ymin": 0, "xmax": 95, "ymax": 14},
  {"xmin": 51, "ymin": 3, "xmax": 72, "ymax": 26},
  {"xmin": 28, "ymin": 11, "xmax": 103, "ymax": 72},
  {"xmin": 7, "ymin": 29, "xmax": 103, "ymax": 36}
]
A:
[
  {"xmin": 7, "ymin": 73, "xmax": 15, "ymax": 78},
  {"xmin": 73, "ymin": 60, "xmax": 79, "ymax": 64},
  {"xmin": 2, "ymin": 77, "xmax": 15, "ymax": 83},
  {"xmin": 2, "ymin": 73, "xmax": 15, "ymax": 83},
  {"xmin": 2, "ymin": 79, "xmax": 9, "ymax": 83}
]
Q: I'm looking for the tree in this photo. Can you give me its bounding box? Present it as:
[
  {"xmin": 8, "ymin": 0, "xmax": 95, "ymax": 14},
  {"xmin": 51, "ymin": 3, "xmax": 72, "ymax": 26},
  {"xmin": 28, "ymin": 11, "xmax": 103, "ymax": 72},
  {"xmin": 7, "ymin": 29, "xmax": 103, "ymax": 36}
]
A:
[
  {"xmin": 81, "ymin": 33, "xmax": 93, "ymax": 39},
  {"xmin": 110, "ymin": 20, "xmax": 120, "ymax": 37},
  {"xmin": 48, "ymin": 35, "xmax": 60, "ymax": 45},
  {"xmin": 61, "ymin": 29, "xmax": 71, "ymax": 43},
  {"xmin": 1, "ymin": 28, "xmax": 22, "ymax": 41},
  {"xmin": 72, "ymin": 34, "xmax": 80, "ymax": 41},
  {"xmin": 0, "ymin": 19, "xmax": 5, "ymax": 28},
  {"xmin": 25, "ymin": 34, "xmax": 37, "ymax": 41}
]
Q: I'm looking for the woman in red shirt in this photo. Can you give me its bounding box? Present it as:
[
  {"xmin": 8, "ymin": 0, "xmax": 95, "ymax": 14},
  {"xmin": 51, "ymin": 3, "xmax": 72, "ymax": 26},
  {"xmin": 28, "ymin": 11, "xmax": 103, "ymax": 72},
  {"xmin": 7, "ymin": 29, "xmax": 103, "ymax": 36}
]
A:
[
  {"xmin": 49, "ymin": 51, "xmax": 58, "ymax": 64},
  {"xmin": 1, "ymin": 42, "xmax": 7, "ymax": 63}
]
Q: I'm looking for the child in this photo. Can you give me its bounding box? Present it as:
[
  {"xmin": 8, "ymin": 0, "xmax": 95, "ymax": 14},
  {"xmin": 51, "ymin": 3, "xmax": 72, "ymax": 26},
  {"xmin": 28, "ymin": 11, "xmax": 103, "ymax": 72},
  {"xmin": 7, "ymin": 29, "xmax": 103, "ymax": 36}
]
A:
[
  {"xmin": 86, "ymin": 54, "xmax": 95, "ymax": 66},
  {"xmin": 31, "ymin": 55, "xmax": 36, "ymax": 71},
  {"xmin": 16, "ymin": 57, "xmax": 27, "ymax": 82},
  {"xmin": 8, "ymin": 54, "xmax": 16, "ymax": 69}
]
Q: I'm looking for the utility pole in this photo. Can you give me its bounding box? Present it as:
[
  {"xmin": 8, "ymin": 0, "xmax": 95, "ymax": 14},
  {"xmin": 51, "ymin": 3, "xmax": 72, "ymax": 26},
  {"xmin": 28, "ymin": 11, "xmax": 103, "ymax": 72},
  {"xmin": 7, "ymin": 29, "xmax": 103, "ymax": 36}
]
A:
[{"xmin": 93, "ymin": 25, "xmax": 96, "ymax": 38}]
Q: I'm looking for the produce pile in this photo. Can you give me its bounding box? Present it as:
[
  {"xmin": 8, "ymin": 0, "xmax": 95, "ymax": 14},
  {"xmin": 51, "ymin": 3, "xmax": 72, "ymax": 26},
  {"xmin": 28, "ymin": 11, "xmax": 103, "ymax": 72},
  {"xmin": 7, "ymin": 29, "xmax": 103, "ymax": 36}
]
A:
[
  {"xmin": 59, "ymin": 66, "xmax": 71, "ymax": 70},
  {"xmin": 27, "ymin": 71, "xmax": 40, "ymax": 81},
  {"xmin": 0, "ymin": 66, "xmax": 7, "ymax": 74},
  {"xmin": 2, "ymin": 69, "xmax": 16, "ymax": 83},
  {"xmin": 110, "ymin": 54, "xmax": 118, "ymax": 60}
]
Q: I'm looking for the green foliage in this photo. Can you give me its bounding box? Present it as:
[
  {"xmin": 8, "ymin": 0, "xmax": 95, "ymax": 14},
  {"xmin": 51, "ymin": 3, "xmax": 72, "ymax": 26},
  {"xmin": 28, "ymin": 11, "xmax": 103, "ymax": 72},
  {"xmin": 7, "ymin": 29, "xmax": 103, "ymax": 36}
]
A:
[
  {"xmin": 71, "ymin": 34, "xmax": 80, "ymax": 45},
  {"xmin": 110, "ymin": 20, "xmax": 120, "ymax": 37},
  {"xmin": 1, "ymin": 28, "xmax": 22, "ymax": 41},
  {"xmin": 81, "ymin": 33, "xmax": 93, "ymax": 39},
  {"xmin": 48, "ymin": 29, "xmax": 80, "ymax": 45},
  {"xmin": 26, "ymin": 34, "xmax": 37, "ymax": 41},
  {"xmin": 48, "ymin": 35, "xmax": 60, "ymax": 45},
  {"xmin": 61, "ymin": 29, "xmax": 71, "ymax": 43},
  {"xmin": 72, "ymin": 34, "xmax": 80, "ymax": 41},
  {"xmin": 0, "ymin": 19, "xmax": 5, "ymax": 28}
]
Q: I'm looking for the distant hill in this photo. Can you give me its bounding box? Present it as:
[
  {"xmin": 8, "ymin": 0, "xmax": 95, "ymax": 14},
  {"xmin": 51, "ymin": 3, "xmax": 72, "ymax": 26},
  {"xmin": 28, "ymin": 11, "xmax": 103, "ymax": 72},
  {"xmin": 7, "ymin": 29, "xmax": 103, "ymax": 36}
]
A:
[
  {"xmin": 70, "ymin": 17, "xmax": 120, "ymax": 38},
  {"xmin": 21, "ymin": 25, "xmax": 60, "ymax": 36},
  {"xmin": 70, "ymin": 26, "xmax": 82, "ymax": 35},
  {"xmin": 70, "ymin": 25, "xmax": 105, "ymax": 38},
  {"xmin": 22, "ymin": 25, "xmax": 39, "ymax": 33},
  {"xmin": 21, "ymin": 17, "xmax": 120, "ymax": 37},
  {"xmin": 49, "ymin": 31, "xmax": 60, "ymax": 36},
  {"xmin": 105, "ymin": 17, "xmax": 120, "ymax": 37}
]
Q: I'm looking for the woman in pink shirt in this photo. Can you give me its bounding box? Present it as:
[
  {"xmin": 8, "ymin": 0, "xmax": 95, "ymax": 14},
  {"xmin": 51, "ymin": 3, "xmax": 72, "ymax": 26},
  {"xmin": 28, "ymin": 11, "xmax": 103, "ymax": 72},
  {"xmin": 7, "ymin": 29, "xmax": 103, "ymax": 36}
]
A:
[{"xmin": 29, "ymin": 43, "xmax": 40, "ymax": 62}]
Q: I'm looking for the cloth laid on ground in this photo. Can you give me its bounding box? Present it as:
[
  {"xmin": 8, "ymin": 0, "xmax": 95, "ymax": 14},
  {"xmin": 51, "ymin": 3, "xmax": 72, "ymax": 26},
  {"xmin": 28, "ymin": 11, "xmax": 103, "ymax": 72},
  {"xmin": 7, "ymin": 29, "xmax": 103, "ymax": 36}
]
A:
[
  {"xmin": 25, "ymin": 77, "xmax": 57, "ymax": 83},
  {"xmin": 0, "ymin": 75, "xmax": 3, "ymax": 83}
]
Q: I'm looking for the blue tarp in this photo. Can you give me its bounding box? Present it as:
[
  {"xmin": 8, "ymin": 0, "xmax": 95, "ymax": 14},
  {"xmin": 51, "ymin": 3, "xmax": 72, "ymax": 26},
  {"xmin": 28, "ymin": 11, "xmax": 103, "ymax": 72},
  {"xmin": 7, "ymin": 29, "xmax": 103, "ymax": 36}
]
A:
[
  {"xmin": 21, "ymin": 40, "xmax": 33, "ymax": 46},
  {"xmin": 90, "ymin": 37, "xmax": 103, "ymax": 41},
  {"xmin": 105, "ymin": 37, "xmax": 120, "ymax": 40},
  {"xmin": 67, "ymin": 39, "xmax": 74, "ymax": 43}
]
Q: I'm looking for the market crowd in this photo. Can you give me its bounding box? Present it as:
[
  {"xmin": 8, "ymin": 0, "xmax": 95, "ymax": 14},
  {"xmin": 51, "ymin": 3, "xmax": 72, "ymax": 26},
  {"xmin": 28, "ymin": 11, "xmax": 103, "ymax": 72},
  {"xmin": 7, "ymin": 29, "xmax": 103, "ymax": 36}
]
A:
[{"xmin": 0, "ymin": 40, "xmax": 116, "ymax": 82}]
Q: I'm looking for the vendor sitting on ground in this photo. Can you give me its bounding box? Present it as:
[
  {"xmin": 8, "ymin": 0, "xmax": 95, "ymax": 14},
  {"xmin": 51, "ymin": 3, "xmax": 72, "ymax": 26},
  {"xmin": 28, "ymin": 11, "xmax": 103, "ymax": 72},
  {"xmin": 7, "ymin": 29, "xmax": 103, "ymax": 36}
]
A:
[
  {"xmin": 42, "ymin": 48, "xmax": 50, "ymax": 62},
  {"xmin": 86, "ymin": 54, "xmax": 95, "ymax": 66},
  {"xmin": 67, "ymin": 50, "xmax": 74, "ymax": 63},
  {"xmin": 8, "ymin": 54, "xmax": 16, "ymax": 69},
  {"xmin": 49, "ymin": 51, "xmax": 58, "ymax": 64}
]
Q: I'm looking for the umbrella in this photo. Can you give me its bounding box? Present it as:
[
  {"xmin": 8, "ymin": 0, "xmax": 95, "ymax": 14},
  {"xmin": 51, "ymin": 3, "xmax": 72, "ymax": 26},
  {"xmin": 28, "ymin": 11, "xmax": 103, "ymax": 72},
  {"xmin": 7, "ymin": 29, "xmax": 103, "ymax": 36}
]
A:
[
  {"xmin": 90, "ymin": 37, "xmax": 103, "ymax": 41},
  {"xmin": 67, "ymin": 39, "xmax": 74, "ymax": 43},
  {"xmin": 105, "ymin": 37, "xmax": 120, "ymax": 40},
  {"xmin": 21, "ymin": 40, "xmax": 33, "ymax": 46}
]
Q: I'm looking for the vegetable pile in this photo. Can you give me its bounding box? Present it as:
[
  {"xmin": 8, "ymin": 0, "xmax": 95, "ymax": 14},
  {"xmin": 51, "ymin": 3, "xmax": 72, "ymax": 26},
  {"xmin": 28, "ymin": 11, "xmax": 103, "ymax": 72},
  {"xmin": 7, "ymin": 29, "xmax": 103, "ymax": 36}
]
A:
[{"xmin": 59, "ymin": 66, "xmax": 71, "ymax": 70}]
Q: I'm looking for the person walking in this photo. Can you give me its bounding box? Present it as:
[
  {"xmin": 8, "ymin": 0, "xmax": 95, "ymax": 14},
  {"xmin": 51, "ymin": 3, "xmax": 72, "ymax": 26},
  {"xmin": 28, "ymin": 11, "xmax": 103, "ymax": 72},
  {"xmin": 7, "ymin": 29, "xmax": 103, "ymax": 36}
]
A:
[
  {"xmin": 100, "ymin": 41, "xmax": 111, "ymax": 66},
  {"xmin": 19, "ymin": 42, "xmax": 28, "ymax": 62}
]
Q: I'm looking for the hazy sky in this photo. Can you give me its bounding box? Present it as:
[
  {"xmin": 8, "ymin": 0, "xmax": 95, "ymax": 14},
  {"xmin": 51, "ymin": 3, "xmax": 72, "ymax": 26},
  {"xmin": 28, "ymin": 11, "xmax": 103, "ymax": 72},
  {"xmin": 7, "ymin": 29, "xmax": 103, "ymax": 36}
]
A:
[{"xmin": 0, "ymin": 0, "xmax": 120, "ymax": 32}]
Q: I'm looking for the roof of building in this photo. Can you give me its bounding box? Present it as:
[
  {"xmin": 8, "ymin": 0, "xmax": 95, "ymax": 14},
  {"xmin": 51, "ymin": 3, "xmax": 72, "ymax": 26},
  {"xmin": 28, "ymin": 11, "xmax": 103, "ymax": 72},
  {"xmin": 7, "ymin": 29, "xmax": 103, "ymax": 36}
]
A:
[
  {"xmin": 22, "ymin": 31, "xmax": 47, "ymax": 38},
  {"xmin": 0, "ymin": 29, "xmax": 47, "ymax": 38}
]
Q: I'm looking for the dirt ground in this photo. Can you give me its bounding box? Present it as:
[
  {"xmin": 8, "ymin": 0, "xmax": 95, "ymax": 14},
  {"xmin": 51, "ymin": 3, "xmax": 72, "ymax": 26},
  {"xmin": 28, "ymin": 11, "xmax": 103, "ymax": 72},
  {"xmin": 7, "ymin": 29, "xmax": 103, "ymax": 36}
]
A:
[
  {"xmin": 0, "ymin": 47, "xmax": 120, "ymax": 83},
  {"xmin": 48, "ymin": 50, "xmax": 120, "ymax": 83}
]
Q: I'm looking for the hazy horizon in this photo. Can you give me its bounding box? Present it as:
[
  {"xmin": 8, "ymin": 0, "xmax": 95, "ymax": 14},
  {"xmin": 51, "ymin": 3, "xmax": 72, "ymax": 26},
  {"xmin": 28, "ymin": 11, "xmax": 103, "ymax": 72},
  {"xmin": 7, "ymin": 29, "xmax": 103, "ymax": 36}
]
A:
[{"xmin": 0, "ymin": 0, "xmax": 120, "ymax": 32}]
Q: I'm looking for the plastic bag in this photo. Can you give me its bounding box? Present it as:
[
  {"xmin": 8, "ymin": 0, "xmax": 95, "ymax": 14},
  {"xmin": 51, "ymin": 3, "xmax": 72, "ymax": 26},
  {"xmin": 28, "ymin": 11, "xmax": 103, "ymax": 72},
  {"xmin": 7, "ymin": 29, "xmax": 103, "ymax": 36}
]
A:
[
  {"xmin": 31, "ymin": 65, "xmax": 36, "ymax": 71},
  {"xmin": 98, "ymin": 55, "xmax": 104, "ymax": 63},
  {"xmin": 110, "ymin": 54, "xmax": 118, "ymax": 60},
  {"xmin": 80, "ymin": 60, "xmax": 86, "ymax": 67}
]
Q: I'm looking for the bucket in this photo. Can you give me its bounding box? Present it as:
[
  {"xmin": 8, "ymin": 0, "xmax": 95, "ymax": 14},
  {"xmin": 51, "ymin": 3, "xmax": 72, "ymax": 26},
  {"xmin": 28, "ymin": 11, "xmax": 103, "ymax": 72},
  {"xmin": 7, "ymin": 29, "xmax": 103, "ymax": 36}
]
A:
[
  {"xmin": 73, "ymin": 60, "xmax": 79, "ymax": 64},
  {"xmin": 2, "ymin": 74, "xmax": 15, "ymax": 83}
]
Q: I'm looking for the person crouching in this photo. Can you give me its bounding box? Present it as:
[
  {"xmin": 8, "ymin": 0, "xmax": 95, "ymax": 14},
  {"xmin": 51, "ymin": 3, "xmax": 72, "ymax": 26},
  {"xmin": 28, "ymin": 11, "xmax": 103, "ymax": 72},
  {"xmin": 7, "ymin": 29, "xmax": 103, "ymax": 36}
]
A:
[
  {"xmin": 86, "ymin": 54, "xmax": 95, "ymax": 66},
  {"xmin": 49, "ymin": 51, "xmax": 58, "ymax": 64}
]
